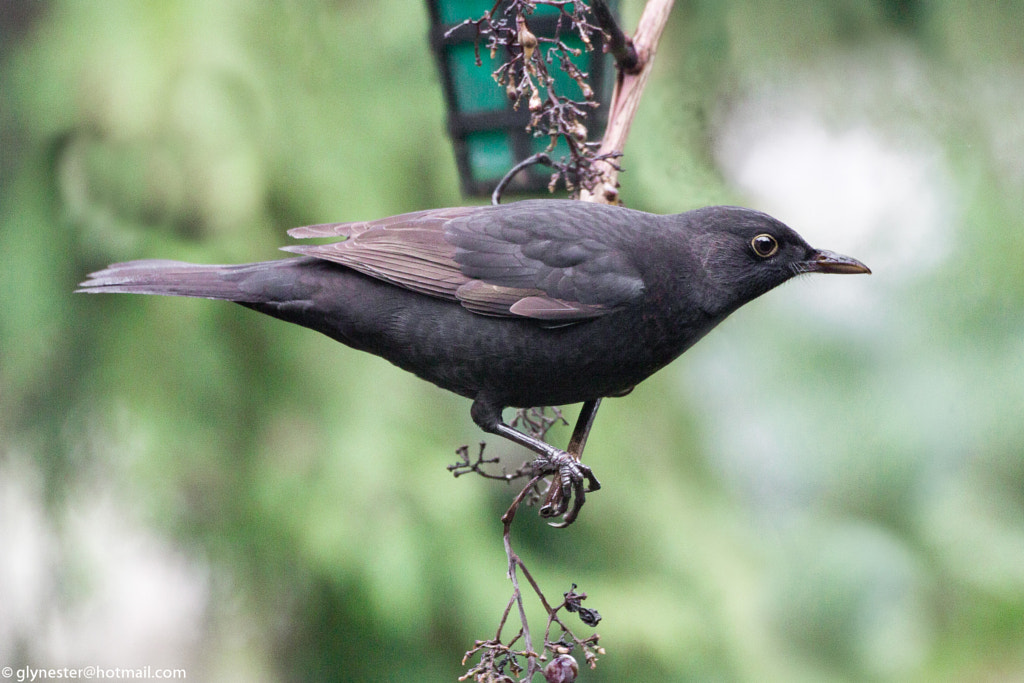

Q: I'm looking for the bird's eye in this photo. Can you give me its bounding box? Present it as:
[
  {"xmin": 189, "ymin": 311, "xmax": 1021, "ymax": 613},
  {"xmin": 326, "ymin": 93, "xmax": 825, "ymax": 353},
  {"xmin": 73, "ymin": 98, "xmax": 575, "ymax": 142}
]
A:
[{"xmin": 751, "ymin": 234, "xmax": 779, "ymax": 258}]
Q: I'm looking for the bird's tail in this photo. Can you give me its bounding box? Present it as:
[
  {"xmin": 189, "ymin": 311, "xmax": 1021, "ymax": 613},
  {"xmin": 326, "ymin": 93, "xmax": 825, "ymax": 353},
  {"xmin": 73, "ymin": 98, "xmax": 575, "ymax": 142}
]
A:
[{"xmin": 76, "ymin": 259, "xmax": 284, "ymax": 302}]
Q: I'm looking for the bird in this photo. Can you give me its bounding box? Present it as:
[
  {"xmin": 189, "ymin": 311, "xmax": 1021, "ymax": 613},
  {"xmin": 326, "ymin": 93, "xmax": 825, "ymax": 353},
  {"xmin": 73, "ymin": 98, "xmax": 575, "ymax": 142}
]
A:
[{"xmin": 78, "ymin": 199, "xmax": 870, "ymax": 524}]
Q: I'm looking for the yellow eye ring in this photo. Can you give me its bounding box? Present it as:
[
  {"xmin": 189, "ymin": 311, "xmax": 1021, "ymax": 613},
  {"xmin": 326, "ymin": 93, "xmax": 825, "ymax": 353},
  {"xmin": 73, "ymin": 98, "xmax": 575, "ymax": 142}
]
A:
[{"xmin": 751, "ymin": 233, "xmax": 779, "ymax": 258}]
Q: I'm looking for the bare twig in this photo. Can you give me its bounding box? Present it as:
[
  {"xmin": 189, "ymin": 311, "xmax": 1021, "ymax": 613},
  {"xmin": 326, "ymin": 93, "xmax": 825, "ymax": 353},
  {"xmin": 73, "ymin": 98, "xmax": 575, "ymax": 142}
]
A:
[
  {"xmin": 449, "ymin": 442, "xmax": 529, "ymax": 481},
  {"xmin": 487, "ymin": 477, "xmax": 603, "ymax": 679},
  {"xmin": 591, "ymin": 0, "xmax": 639, "ymax": 72},
  {"xmin": 492, "ymin": 153, "xmax": 553, "ymax": 205},
  {"xmin": 502, "ymin": 479, "xmax": 544, "ymax": 677},
  {"xmin": 511, "ymin": 405, "xmax": 569, "ymax": 436},
  {"xmin": 581, "ymin": 0, "xmax": 676, "ymax": 204}
]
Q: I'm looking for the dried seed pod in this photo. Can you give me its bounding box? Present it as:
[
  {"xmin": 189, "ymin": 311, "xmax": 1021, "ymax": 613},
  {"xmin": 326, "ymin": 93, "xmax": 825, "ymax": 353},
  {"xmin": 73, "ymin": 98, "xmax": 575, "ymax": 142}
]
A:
[
  {"xmin": 529, "ymin": 88, "xmax": 543, "ymax": 112},
  {"xmin": 569, "ymin": 121, "xmax": 588, "ymax": 142},
  {"xmin": 517, "ymin": 15, "xmax": 538, "ymax": 62},
  {"xmin": 544, "ymin": 654, "xmax": 578, "ymax": 683}
]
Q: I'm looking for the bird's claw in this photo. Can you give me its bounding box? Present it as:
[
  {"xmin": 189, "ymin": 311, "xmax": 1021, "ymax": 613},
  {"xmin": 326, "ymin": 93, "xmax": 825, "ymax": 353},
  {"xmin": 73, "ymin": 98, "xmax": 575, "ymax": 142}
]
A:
[{"xmin": 533, "ymin": 451, "xmax": 601, "ymax": 528}]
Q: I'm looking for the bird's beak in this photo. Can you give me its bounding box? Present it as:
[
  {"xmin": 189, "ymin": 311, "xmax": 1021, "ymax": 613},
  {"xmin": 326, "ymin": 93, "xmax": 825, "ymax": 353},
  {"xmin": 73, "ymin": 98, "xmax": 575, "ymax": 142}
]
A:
[{"xmin": 803, "ymin": 249, "xmax": 872, "ymax": 275}]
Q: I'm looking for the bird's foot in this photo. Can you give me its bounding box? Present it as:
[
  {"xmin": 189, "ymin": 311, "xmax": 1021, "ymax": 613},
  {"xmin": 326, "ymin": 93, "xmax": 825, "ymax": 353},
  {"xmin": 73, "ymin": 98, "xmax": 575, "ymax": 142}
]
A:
[{"xmin": 533, "ymin": 451, "xmax": 601, "ymax": 528}]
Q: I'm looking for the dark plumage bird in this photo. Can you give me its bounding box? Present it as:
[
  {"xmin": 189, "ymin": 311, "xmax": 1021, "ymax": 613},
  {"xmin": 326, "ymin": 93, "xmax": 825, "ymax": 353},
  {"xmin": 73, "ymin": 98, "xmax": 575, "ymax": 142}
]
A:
[{"xmin": 78, "ymin": 199, "xmax": 870, "ymax": 523}]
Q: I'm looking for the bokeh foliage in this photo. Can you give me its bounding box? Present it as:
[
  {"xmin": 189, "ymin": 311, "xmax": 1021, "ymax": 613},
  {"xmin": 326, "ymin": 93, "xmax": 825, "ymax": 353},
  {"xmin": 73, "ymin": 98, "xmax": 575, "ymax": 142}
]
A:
[{"xmin": 2, "ymin": 1, "xmax": 1023, "ymax": 681}]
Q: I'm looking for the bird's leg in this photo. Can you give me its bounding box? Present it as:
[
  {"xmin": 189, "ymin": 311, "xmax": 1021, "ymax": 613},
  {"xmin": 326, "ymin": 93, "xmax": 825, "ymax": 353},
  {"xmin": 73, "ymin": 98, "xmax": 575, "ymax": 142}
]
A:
[
  {"xmin": 473, "ymin": 398, "xmax": 602, "ymax": 527},
  {"xmin": 540, "ymin": 399, "xmax": 603, "ymax": 526},
  {"xmin": 568, "ymin": 398, "xmax": 602, "ymax": 461}
]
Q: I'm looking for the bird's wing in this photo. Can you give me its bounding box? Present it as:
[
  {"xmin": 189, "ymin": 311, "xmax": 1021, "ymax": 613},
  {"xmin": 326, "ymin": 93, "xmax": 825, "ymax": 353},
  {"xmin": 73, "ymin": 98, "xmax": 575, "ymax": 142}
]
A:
[
  {"xmin": 282, "ymin": 201, "xmax": 644, "ymax": 321},
  {"xmin": 283, "ymin": 206, "xmax": 475, "ymax": 300}
]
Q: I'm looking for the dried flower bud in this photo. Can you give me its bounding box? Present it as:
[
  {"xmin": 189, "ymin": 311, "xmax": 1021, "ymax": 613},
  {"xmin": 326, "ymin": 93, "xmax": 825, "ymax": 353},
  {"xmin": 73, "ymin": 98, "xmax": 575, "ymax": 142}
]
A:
[
  {"xmin": 517, "ymin": 15, "xmax": 538, "ymax": 62},
  {"xmin": 569, "ymin": 121, "xmax": 588, "ymax": 142},
  {"xmin": 529, "ymin": 89, "xmax": 543, "ymax": 112}
]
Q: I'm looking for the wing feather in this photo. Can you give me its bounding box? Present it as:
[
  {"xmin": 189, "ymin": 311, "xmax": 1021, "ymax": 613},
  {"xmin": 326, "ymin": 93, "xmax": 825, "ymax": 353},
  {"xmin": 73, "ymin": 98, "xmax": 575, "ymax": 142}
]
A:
[{"xmin": 283, "ymin": 200, "xmax": 646, "ymax": 321}]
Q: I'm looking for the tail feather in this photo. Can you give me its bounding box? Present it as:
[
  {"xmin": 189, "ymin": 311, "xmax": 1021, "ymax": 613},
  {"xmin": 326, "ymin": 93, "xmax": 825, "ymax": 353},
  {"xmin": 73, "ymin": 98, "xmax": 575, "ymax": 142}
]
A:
[{"xmin": 77, "ymin": 259, "xmax": 270, "ymax": 301}]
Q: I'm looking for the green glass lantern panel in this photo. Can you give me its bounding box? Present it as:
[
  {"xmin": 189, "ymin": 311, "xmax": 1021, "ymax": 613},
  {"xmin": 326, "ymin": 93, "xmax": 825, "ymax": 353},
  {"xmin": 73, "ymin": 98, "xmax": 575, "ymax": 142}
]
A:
[
  {"xmin": 466, "ymin": 130, "xmax": 516, "ymax": 180},
  {"xmin": 436, "ymin": 0, "xmax": 497, "ymax": 24},
  {"xmin": 446, "ymin": 42, "xmax": 507, "ymax": 113}
]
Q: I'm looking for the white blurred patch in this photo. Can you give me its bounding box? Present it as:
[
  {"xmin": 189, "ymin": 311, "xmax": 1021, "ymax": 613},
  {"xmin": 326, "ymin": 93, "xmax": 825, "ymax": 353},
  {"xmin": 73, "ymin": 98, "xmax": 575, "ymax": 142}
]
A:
[
  {"xmin": 0, "ymin": 454, "xmax": 210, "ymax": 669},
  {"xmin": 714, "ymin": 81, "xmax": 955, "ymax": 283}
]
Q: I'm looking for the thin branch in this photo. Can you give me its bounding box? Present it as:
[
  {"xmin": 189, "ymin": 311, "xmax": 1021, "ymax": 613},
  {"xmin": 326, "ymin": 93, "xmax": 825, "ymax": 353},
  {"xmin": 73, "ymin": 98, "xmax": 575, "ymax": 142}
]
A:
[
  {"xmin": 591, "ymin": 0, "xmax": 639, "ymax": 72},
  {"xmin": 580, "ymin": 0, "xmax": 676, "ymax": 204},
  {"xmin": 491, "ymin": 153, "xmax": 553, "ymax": 205},
  {"xmin": 500, "ymin": 476, "xmax": 543, "ymax": 678}
]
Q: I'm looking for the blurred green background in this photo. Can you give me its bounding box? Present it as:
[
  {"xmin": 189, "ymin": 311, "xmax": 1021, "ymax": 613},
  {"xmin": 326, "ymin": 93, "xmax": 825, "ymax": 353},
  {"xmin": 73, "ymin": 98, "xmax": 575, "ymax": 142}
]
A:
[{"xmin": 2, "ymin": 1, "xmax": 1023, "ymax": 681}]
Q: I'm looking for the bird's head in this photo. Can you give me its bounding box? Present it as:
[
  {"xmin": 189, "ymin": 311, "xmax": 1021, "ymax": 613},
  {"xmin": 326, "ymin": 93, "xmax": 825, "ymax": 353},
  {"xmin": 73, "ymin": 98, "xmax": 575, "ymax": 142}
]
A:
[{"xmin": 686, "ymin": 206, "xmax": 870, "ymax": 317}]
